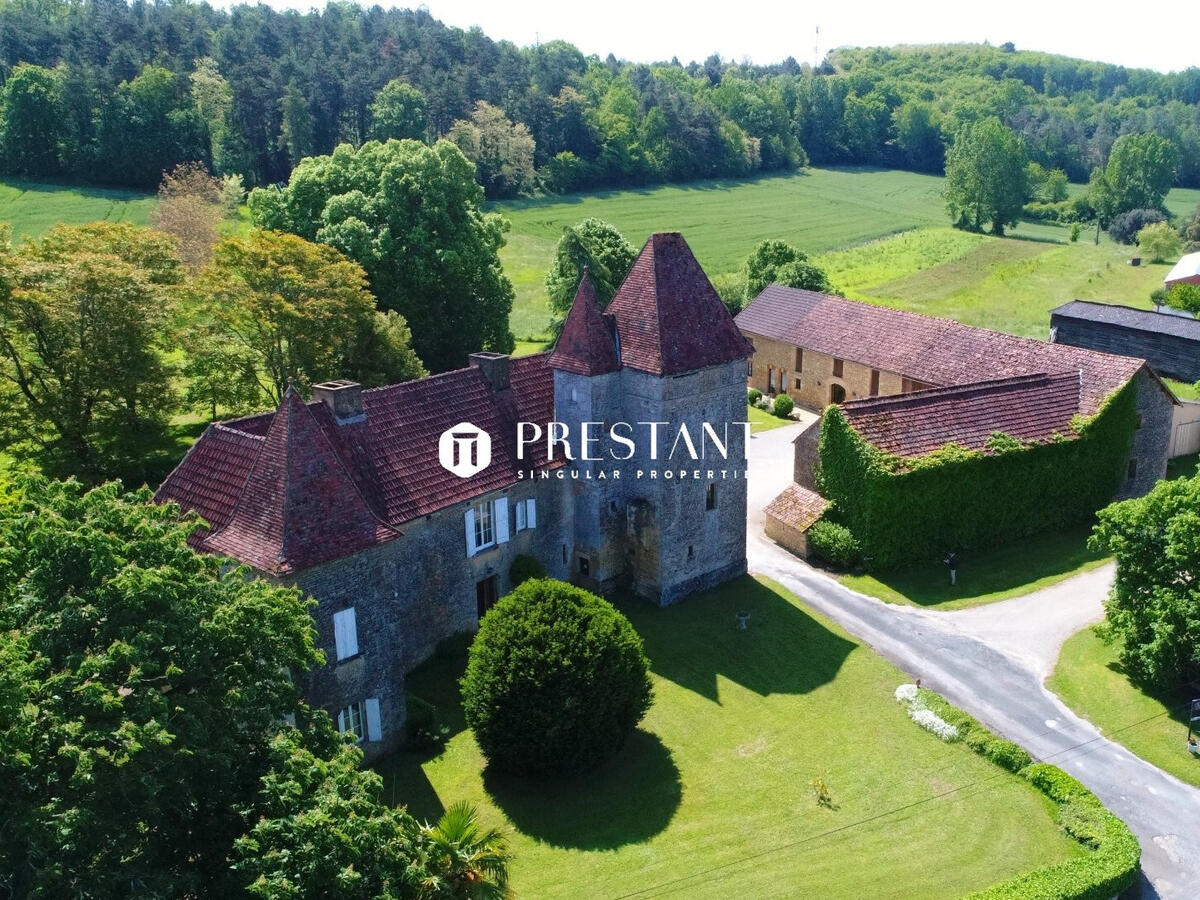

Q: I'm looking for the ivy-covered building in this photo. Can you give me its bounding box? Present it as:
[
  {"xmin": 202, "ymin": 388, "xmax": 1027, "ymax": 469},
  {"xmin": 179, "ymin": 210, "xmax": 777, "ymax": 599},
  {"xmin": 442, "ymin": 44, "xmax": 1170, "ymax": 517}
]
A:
[{"xmin": 742, "ymin": 287, "xmax": 1177, "ymax": 567}]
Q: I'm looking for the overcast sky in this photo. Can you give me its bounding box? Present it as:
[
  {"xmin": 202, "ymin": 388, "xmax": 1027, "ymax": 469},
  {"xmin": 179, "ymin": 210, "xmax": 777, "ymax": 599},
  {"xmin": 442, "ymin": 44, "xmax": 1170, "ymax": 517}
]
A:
[{"xmin": 234, "ymin": 0, "xmax": 1199, "ymax": 74}]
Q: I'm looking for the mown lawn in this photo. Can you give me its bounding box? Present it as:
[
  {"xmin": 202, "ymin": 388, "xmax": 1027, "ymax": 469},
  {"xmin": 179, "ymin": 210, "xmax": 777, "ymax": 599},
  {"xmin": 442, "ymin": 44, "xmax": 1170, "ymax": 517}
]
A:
[
  {"xmin": 380, "ymin": 575, "xmax": 1081, "ymax": 899},
  {"xmin": 0, "ymin": 178, "xmax": 155, "ymax": 242},
  {"xmin": 1048, "ymin": 627, "xmax": 1200, "ymax": 788},
  {"xmin": 745, "ymin": 403, "xmax": 795, "ymax": 433},
  {"xmin": 840, "ymin": 524, "xmax": 1109, "ymax": 610}
]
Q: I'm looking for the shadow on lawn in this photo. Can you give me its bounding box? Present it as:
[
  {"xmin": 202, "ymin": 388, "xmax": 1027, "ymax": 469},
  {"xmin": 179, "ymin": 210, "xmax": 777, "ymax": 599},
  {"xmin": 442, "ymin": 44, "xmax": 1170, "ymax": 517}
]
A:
[
  {"xmin": 619, "ymin": 575, "xmax": 855, "ymax": 702},
  {"xmin": 482, "ymin": 729, "xmax": 682, "ymax": 850},
  {"xmin": 859, "ymin": 524, "xmax": 1105, "ymax": 608}
]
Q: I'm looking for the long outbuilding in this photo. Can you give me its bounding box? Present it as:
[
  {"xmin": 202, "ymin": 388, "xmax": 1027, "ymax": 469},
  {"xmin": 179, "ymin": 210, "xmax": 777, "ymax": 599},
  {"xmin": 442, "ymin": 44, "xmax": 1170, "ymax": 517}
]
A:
[{"xmin": 1050, "ymin": 300, "xmax": 1200, "ymax": 383}]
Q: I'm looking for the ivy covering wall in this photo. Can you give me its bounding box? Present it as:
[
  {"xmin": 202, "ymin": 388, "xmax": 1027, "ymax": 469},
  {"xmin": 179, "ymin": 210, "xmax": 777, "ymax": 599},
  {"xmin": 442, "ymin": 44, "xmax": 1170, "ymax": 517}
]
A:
[{"xmin": 816, "ymin": 380, "xmax": 1137, "ymax": 569}]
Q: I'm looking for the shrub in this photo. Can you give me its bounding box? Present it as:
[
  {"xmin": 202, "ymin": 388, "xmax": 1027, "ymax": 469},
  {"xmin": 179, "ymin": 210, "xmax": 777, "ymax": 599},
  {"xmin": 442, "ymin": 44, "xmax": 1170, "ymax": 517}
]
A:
[
  {"xmin": 1069, "ymin": 222, "xmax": 1082, "ymax": 243},
  {"xmin": 807, "ymin": 519, "xmax": 862, "ymax": 568},
  {"xmin": 1107, "ymin": 207, "xmax": 1166, "ymax": 244},
  {"xmin": 508, "ymin": 553, "xmax": 546, "ymax": 588},
  {"xmin": 983, "ymin": 738, "xmax": 1033, "ymax": 773},
  {"xmin": 460, "ymin": 578, "xmax": 653, "ymax": 775},
  {"xmin": 772, "ymin": 394, "xmax": 794, "ymax": 418},
  {"xmin": 748, "ymin": 388, "xmax": 762, "ymax": 406},
  {"xmin": 1137, "ymin": 220, "xmax": 1183, "ymax": 262}
]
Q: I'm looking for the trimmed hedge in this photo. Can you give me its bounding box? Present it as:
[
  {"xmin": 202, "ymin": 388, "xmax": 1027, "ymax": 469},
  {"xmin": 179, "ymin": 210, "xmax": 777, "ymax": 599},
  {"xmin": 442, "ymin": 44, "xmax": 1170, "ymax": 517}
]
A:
[
  {"xmin": 906, "ymin": 690, "xmax": 1140, "ymax": 900},
  {"xmin": 817, "ymin": 380, "xmax": 1137, "ymax": 568},
  {"xmin": 772, "ymin": 394, "xmax": 794, "ymax": 418},
  {"xmin": 748, "ymin": 389, "xmax": 762, "ymax": 405}
]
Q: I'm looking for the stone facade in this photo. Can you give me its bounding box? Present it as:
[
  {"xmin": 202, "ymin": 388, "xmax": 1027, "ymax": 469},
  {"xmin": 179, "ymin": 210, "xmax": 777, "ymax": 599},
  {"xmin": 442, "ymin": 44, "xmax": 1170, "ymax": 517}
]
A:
[
  {"xmin": 292, "ymin": 474, "xmax": 573, "ymax": 760},
  {"xmin": 1121, "ymin": 368, "xmax": 1174, "ymax": 498},
  {"xmin": 554, "ymin": 359, "xmax": 749, "ymax": 605},
  {"xmin": 745, "ymin": 333, "xmax": 909, "ymax": 412}
]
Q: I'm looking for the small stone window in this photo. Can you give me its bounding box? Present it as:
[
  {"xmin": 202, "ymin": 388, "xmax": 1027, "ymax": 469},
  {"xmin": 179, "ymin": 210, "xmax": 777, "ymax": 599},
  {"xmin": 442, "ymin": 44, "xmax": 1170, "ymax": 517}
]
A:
[
  {"xmin": 1127, "ymin": 458, "xmax": 1138, "ymax": 482},
  {"xmin": 832, "ymin": 358, "xmax": 844, "ymax": 378},
  {"xmin": 706, "ymin": 483, "xmax": 716, "ymax": 510},
  {"xmin": 578, "ymin": 556, "xmax": 590, "ymax": 576},
  {"xmin": 795, "ymin": 348, "xmax": 803, "ymax": 371},
  {"xmin": 870, "ymin": 369, "xmax": 880, "ymax": 396}
]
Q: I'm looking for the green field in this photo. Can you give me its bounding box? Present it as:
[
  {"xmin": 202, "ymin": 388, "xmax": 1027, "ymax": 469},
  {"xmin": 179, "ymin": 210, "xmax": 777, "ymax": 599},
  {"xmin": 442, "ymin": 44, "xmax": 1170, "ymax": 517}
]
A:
[
  {"xmin": 381, "ymin": 575, "xmax": 1081, "ymax": 899},
  {"xmin": 493, "ymin": 168, "xmax": 1200, "ymax": 341},
  {"xmin": 0, "ymin": 178, "xmax": 155, "ymax": 242},
  {"xmin": 1048, "ymin": 626, "xmax": 1200, "ymax": 788}
]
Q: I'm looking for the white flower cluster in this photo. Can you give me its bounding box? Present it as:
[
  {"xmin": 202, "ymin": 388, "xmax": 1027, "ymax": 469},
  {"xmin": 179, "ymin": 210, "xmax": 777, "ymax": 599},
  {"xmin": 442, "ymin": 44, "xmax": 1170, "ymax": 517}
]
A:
[{"xmin": 894, "ymin": 683, "xmax": 959, "ymax": 742}]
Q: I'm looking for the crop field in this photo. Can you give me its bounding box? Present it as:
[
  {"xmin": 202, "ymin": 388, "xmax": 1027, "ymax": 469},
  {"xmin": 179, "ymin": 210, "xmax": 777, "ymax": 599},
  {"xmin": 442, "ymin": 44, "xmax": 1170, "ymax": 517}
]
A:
[
  {"xmin": 0, "ymin": 178, "xmax": 155, "ymax": 242},
  {"xmin": 495, "ymin": 169, "xmax": 1200, "ymax": 343}
]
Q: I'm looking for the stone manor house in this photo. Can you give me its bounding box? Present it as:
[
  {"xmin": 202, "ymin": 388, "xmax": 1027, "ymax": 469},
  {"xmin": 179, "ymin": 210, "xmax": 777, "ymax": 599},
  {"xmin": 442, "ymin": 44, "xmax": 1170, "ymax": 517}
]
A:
[{"xmin": 157, "ymin": 233, "xmax": 752, "ymax": 759}]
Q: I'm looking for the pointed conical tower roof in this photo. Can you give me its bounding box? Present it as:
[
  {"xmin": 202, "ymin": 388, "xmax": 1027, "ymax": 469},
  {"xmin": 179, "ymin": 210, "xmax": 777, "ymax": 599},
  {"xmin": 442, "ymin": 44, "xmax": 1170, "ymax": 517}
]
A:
[
  {"xmin": 205, "ymin": 385, "xmax": 398, "ymax": 574},
  {"xmin": 548, "ymin": 269, "xmax": 621, "ymax": 376},
  {"xmin": 605, "ymin": 232, "xmax": 752, "ymax": 376}
]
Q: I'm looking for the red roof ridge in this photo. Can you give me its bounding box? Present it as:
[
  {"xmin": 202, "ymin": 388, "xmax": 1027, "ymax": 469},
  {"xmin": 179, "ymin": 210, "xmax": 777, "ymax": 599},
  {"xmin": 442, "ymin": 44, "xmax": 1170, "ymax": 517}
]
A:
[
  {"xmin": 841, "ymin": 370, "xmax": 1080, "ymax": 412},
  {"xmin": 549, "ymin": 272, "xmax": 621, "ymax": 375}
]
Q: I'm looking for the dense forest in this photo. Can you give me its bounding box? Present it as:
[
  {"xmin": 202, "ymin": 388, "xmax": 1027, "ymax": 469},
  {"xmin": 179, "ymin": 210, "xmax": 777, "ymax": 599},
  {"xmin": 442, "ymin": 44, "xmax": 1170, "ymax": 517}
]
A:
[{"xmin": 0, "ymin": 1, "xmax": 1198, "ymax": 195}]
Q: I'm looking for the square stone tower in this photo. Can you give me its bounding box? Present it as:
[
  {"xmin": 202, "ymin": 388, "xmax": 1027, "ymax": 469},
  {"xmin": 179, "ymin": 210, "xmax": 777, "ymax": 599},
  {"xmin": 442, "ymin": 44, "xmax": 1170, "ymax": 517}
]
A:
[{"xmin": 549, "ymin": 233, "xmax": 753, "ymax": 605}]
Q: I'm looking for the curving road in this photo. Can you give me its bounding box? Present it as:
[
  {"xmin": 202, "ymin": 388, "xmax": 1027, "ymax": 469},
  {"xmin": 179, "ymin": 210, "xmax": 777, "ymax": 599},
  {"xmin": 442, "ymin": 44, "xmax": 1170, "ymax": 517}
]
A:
[{"xmin": 745, "ymin": 423, "xmax": 1200, "ymax": 899}]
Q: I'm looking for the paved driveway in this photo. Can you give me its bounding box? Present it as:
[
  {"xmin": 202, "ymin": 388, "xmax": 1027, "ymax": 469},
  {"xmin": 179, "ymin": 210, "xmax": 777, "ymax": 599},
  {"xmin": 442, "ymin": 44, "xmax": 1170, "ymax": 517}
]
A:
[{"xmin": 744, "ymin": 423, "xmax": 1200, "ymax": 898}]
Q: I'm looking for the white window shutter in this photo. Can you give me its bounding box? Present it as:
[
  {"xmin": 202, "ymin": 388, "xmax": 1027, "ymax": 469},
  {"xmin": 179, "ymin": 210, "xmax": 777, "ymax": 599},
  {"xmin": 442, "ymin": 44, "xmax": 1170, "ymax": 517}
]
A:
[
  {"xmin": 465, "ymin": 507, "xmax": 477, "ymax": 557},
  {"xmin": 495, "ymin": 497, "xmax": 510, "ymax": 543},
  {"xmin": 526, "ymin": 498, "xmax": 536, "ymax": 529},
  {"xmin": 333, "ymin": 607, "xmax": 358, "ymax": 660},
  {"xmin": 364, "ymin": 698, "xmax": 381, "ymax": 742},
  {"xmin": 336, "ymin": 708, "xmax": 346, "ymax": 733}
]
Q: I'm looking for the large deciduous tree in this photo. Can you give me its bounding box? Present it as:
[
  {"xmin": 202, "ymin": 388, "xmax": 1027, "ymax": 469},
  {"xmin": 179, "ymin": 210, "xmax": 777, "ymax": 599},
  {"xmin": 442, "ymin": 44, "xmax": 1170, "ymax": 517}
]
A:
[
  {"xmin": 0, "ymin": 64, "xmax": 67, "ymax": 177},
  {"xmin": 0, "ymin": 223, "xmax": 181, "ymax": 480},
  {"xmin": 1091, "ymin": 475, "xmax": 1200, "ymax": 690},
  {"xmin": 1096, "ymin": 133, "xmax": 1180, "ymax": 216},
  {"xmin": 248, "ymin": 139, "xmax": 514, "ymax": 373},
  {"xmin": 0, "ymin": 474, "xmax": 475, "ymax": 899},
  {"xmin": 544, "ymin": 218, "xmax": 636, "ymax": 333},
  {"xmin": 944, "ymin": 117, "xmax": 1028, "ymax": 235},
  {"xmin": 742, "ymin": 239, "xmax": 833, "ymax": 305},
  {"xmin": 370, "ymin": 79, "xmax": 429, "ymax": 142},
  {"xmin": 448, "ymin": 101, "xmax": 537, "ymax": 199},
  {"xmin": 151, "ymin": 161, "xmax": 226, "ymax": 269},
  {"xmin": 192, "ymin": 230, "xmax": 425, "ymax": 406}
]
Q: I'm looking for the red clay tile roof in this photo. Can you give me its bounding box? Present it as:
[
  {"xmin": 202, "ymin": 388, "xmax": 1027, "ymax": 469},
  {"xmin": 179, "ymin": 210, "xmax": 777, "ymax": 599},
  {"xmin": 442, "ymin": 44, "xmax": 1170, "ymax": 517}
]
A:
[
  {"xmin": 202, "ymin": 387, "xmax": 399, "ymax": 575},
  {"xmin": 607, "ymin": 233, "xmax": 752, "ymax": 375},
  {"xmin": 156, "ymin": 353, "xmax": 564, "ymax": 574},
  {"xmin": 736, "ymin": 286, "xmax": 1146, "ymax": 415},
  {"xmin": 549, "ymin": 273, "xmax": 621, "ymax": 376},
  {"xmin": 764, "ymin": 484, "xmax": 829, "ymax": 531},
  {"xmin": 840, "ymin": 372, "xmax": 1084, "ymax": 459}
]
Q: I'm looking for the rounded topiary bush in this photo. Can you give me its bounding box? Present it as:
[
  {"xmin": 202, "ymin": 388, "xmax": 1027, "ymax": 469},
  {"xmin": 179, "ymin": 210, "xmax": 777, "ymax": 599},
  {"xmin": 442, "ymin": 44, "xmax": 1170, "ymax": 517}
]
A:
[
  {"xmin": 461, "ymin": 578, "xmax": 653, "ymax": 775},
  {"xmin": 747, "ymin": 388, "xmax": 762, "ymax": 406},
  {"xmin": 772, "ymin": 394, "xmax": 794, "ymax": 418}
]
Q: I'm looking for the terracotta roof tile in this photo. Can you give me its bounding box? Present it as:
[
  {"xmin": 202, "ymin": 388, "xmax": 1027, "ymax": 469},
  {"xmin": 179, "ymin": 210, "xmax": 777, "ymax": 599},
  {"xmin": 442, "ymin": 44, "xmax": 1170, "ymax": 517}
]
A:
[
  {"xmin": 549, "ymin": 273, "xmax": 620, "ymax": 375},
  {"xmin": 736, "ymin": 286, "xmax": 1144, "ymax": 415},
  {"xmin": 608, "ymin": 233, "xmax": 752, "ymax": 375},
  {"xmin": 157, "ymin": 354, "xmax": 563, "ymax": 574},
  {"xmin": 764, "ymin": 484, "xmax": 829, "ymax": 531},
  {"xmin": 840, "ymin": 372, "xmax": 1083, "ymax": 458}
]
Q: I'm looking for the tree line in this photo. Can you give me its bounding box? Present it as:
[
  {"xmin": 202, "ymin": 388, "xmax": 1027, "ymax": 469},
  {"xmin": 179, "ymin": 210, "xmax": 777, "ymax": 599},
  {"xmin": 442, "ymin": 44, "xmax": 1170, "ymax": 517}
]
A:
[{"xmin": 2, "ymin": 3, "xmax": 1200, "ymax": 197}]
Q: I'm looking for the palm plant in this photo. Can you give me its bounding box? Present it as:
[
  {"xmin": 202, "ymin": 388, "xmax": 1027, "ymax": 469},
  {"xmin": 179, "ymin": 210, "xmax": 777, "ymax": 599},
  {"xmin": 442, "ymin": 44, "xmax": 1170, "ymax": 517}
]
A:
[{"xmin": 420, "ymin": 801, "xmax": 511, "ymax": 899}]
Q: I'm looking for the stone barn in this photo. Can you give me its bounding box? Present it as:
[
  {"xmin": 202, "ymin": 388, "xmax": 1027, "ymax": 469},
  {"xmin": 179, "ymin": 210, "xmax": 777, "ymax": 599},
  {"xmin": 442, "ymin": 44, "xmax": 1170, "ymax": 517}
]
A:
[{"xmin": 1050, "ymin": 300, "xmax": 1200, "ymax": 384}]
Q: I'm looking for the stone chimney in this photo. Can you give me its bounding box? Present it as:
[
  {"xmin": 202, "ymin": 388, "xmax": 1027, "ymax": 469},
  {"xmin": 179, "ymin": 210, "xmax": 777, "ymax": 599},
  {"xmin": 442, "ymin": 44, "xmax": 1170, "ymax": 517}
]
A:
[
  {"xmin": 469, "ymin": 352, "xmax": 510, "ymax": 392},
  {"xmin": 312, "ymin": 379, "xmax": 365, "ymax": 424}
]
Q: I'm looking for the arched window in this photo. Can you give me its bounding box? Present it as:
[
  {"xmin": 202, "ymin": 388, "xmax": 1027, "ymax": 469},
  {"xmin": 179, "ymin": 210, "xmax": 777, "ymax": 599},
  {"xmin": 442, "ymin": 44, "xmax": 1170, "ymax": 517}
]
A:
[{"xmin": 830, "ymin": 383, "xmax": 847, "ymax": 404}]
